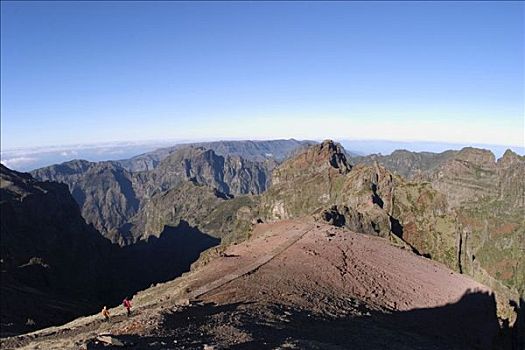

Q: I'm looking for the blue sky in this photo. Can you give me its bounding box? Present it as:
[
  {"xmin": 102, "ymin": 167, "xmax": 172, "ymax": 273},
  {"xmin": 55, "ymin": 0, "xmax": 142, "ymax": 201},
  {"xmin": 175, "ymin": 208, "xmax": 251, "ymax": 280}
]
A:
[{"xmin": 1, "ymin": 1, "xmax": 524, "ymax": 150}]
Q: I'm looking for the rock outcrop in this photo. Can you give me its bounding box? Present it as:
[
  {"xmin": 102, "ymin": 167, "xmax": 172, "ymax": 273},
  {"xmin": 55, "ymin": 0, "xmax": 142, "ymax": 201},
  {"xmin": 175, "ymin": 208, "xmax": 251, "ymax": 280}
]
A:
[
  {"xmin": 256, "ymin": 142, "xmax": 523, "ymax": 321},
  {"xmin": 352, "ymin": 146, "xmax": 525, "ymax": 313},
  {"xmin": 350, "ymin": 149, "xmax": 458, "ymax": 180},
  {"xmin": 259, "ymin": 141, "xmax": 457, "ymax": 267}
]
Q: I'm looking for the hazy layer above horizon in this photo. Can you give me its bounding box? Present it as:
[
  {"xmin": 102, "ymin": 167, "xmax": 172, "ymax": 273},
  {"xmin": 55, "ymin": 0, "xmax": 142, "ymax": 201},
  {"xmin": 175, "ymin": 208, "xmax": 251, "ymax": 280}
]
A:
[{"xmin": 2, "ymin": 139, "xmax": 523, "ymax": 172}]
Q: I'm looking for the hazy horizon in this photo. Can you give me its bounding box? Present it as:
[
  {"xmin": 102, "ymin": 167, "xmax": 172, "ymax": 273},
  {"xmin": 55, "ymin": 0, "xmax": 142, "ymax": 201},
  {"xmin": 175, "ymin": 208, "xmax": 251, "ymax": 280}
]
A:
[
  {"xmin": 1, "ymin": 1, "xmax": 524, "ymax": 151},
  {"xmin": 2, "ymin": 137, "xmax": 524, "ymax": 172}
]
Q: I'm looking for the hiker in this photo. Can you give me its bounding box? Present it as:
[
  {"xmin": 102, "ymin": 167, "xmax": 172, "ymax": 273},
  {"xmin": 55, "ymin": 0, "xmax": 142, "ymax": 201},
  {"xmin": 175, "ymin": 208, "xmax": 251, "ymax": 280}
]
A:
[
  {"xmin": 123, "ymin": 298, "xmax": 132, "ymax": 316},
  {"xmin": 101, "ymin": 306, "xmax": 110, "ymax": 322}
]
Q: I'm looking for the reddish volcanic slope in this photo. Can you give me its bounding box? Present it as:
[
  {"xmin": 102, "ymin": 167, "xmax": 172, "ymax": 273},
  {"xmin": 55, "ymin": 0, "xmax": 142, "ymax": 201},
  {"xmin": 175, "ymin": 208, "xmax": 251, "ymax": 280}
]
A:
[{"xmin": 2, "ymin": 219, "xmax": 500, "ymax": 350}]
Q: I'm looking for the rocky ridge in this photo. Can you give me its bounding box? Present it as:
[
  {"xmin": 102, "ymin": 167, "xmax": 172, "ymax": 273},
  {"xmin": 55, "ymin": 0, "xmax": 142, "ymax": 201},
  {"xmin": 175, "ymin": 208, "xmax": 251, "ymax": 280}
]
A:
[
  {"xmin": 352, "ymin": 146, "xmax": 525, "ymax": 295},
  {"xmin": 118, "ymin": 139, "xmax": 316, "ymax": 172},
  {"xmin": 31, "ymin": 145, "xmax": 275, "ymax": 244}
]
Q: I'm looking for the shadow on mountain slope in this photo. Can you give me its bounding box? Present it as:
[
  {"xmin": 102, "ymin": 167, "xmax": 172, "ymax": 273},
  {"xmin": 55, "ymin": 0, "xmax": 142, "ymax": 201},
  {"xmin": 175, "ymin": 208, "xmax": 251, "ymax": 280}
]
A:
[
  {"xmin": 510, "ymin": 297, "xmax": 524, "ymax": 350},
  {"xmin": 1, "ymin": 220, "xmax": 219, "ymax": 337},
  {"xmin": 89, "ymin": 291, "xmax": 512, "ymax": 350},
  {"xmin": 114, "ymin": 220, "xmax": 220, "ymax": 297}
]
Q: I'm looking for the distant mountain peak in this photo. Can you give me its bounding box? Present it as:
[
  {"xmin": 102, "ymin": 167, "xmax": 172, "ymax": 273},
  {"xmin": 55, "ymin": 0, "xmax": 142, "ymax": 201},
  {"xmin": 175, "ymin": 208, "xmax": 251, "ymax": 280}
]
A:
[
  {"xmin": 498, "ymin": 148, "xmax": 525, "ymax": 166},
  {"xmin": 275, "ymin": 140, "xmax": 351, "ymax": 180},
  {"xmin": 455, "ymin": 147, "xmax": 496, "ymax": 167}
]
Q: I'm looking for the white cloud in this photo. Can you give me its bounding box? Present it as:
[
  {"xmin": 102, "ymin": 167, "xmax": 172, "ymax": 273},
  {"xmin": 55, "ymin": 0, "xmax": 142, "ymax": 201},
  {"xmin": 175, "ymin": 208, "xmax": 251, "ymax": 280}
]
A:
[
  {"xmin": 1, "ymin": 157, "xmax": 38, "ymax": 169},
  {"xmin": 60, "ymin": 150, "xmax": 79, "ymax": 157}
]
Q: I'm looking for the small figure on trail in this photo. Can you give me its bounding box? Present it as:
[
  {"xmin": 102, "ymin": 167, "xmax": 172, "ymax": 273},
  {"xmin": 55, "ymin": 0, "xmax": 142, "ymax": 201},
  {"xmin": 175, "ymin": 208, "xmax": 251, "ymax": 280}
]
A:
[
  {"xmin": 123, "ymin": 298, "xmax": 132, "ymax": 316},
  {"xmin": 101, "ymin": 306, "xmax": 110, "ymax": 322}
]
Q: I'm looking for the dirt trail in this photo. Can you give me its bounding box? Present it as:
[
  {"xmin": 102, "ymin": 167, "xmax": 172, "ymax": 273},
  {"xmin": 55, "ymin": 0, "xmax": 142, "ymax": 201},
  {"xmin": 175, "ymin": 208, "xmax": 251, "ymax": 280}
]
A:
[
  {"xmin": 1, "ymin": 219, "xmax": 500, "ymax": 350},
  {"xmin": 189, "ymin": 224, "xmax": 314, "ymax": 300}
]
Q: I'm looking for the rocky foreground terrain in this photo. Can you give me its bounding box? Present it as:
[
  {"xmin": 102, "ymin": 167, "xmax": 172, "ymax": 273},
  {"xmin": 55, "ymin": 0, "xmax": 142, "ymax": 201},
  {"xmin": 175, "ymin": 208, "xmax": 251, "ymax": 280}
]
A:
[{"xmin": 2, "ymin": 220, "xmax": 517, "ymax": 350}]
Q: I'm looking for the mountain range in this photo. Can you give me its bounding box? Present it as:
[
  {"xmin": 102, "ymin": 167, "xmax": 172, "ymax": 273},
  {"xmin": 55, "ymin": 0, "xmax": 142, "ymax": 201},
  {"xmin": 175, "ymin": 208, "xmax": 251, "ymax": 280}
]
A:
[
  {"xmin": 30, "ymin": 140, "xmax": 312, "ymax": 244},
  {"xmin": 1, "ymin": 139, "xmax": 523, "ymax": 348}
]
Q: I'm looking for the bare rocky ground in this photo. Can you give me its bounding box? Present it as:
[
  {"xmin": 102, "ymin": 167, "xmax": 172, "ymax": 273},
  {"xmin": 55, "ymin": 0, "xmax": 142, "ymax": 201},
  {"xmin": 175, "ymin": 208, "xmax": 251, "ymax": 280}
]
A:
[{"xmin": 1, "ymin": 219, "xmax": 507, "ymax": 350}]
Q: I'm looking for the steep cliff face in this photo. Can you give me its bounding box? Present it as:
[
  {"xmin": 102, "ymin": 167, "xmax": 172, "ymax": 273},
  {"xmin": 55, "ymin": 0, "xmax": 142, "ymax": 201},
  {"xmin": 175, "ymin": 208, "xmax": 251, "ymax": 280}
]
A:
[
  {"xmin": 430, "ymin": 147, "xmax": 499, "ymax": 208},
  {"xmin": 31, "ymin": 147, "xmax": 272, "ymax": 244},
  {"xmin": 31, "ymin": 160, "xmax": 140, "ymax": 239},
  {"xmin": 118, "ymin": 139, "xmax": 317, "ymax": 172},
  {"xmin": 125, "ymin": 180, "xmax": 257, "ymax": 244},
  {"xmin": 129, "ymin": 180, "xmax": 226, "ymax": 240},
  {"xmin": 497, "ymin": 150, "xmax": 525, "ymax": 208},
  {"xmin": 0, "ymin": 164, "xmax": 114, "ymax": 334},
  {"xmin": 448, "ymin": 150, "xmax": 525, "ymax": 295},
  {"xmin": 140, "ymin": 146, "xmax": 270, "ymax": 198},
  {"xmin": 261, "ymin": 141, "xmax": 352, "ymax": 221},
  {"xmin": 352, "ymin": 147, "xmax": 525, "ymax": 299}
]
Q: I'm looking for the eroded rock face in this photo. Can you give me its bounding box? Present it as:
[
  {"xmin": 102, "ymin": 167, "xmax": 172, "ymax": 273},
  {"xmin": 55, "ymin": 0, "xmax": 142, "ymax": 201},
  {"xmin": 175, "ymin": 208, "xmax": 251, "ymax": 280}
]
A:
[
  {"xmin": 129, "ymin": 181, "xmax": 226, "ymax": 240},
  {"xmin": 430, "ymin": 148, "xmax": 499, "ymax": 208},
  {"xmin": 140, "ymin": 147, "xmax": 270, "ymax": 198},
  {"xmin": 31, "ymin": 147, "xmax": 273, "ymax": 244},
  {"xmin": 496, "ymin": 150, "xmax": 525, "ymax": 208},
  {"xmin": 118, "ymin": 139, "xmax": 317, "ymax": 172},
  {"xmin": 261, "ymin": 142, "xmax": 420, "ymax": 241},
  {"xmin": 31, "ymin": 160, "xmax": 140, "ymax": 239},
  {"xmin": 272, "ymin": 140, "xmax": 351, "ymax": 185},
  {"xmin": 259, "ymin": 142, "xmax": 524, "ymax": 305},
  {"xmin": 351, "ymin": 146, "xmax": 525, "ymax": 306}
]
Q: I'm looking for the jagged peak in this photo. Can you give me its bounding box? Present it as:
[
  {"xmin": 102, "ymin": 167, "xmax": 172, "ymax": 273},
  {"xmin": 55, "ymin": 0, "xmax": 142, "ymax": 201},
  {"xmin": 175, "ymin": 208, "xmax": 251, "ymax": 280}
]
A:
[
  {"xmin": 319, "ymin": 139, "xmax": 344, "ymax": 152},
  {"xmin": 497, "ymin": 149, "xmax": 525, "ymax": 166},
  {"xmin": 314, "ymin": 140, "xmax": 351, "ymax": 171},
  {"xmin": 275, "ymin": 139, "xmax": 351, "ymax": 177}
]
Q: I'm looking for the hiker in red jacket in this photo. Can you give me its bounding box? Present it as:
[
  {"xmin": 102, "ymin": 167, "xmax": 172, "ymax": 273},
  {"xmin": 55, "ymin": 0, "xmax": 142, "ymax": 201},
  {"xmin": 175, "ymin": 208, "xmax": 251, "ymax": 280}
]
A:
[{"xmin": 123, "ymin": 298, "xmax": 132, "ymax": 316}]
